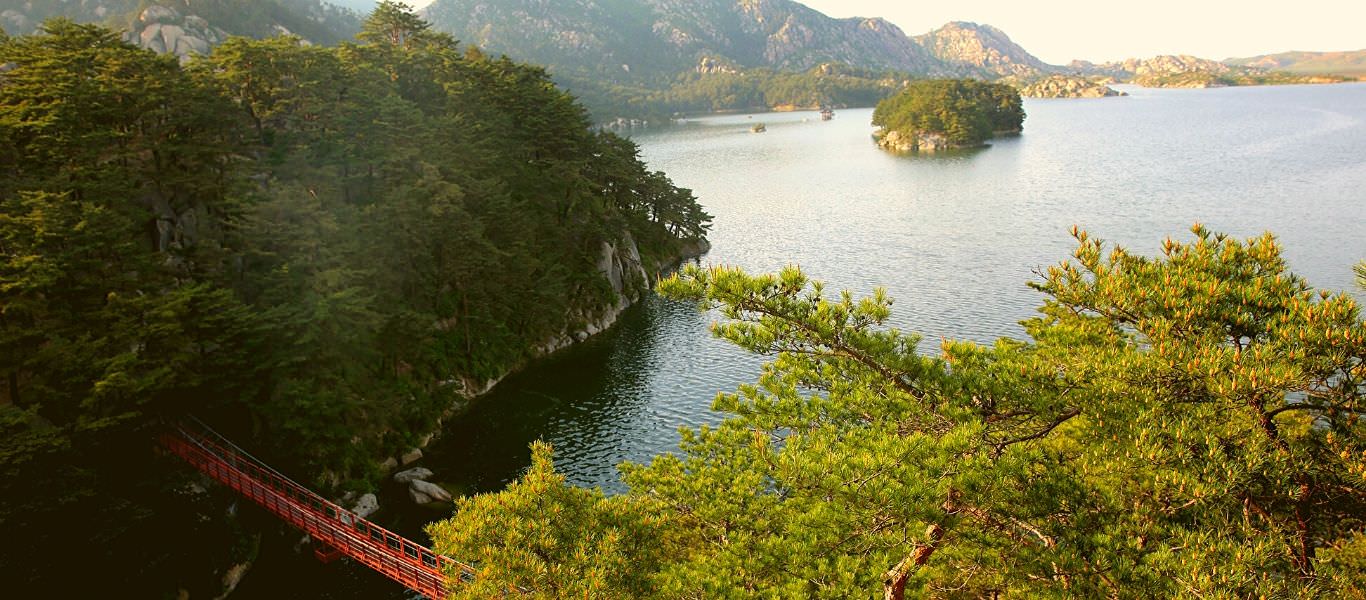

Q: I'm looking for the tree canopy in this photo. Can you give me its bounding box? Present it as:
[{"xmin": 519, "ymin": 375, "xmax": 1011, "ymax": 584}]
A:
[
  {"xmin": 430, "ymin": 226, "xmax": 1365, "ymax": 598},
  {"xmin": 0, "ymin": 7, "xmax": 709, "ymax": 595},
  {"xmin": 873, "ymin": 78, "xmax": 1025, "ymax": 147}
]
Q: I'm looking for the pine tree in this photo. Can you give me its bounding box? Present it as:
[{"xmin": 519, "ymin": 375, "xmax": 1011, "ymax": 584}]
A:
[{"xmin": 427, "ymin": 228, "xmax": 1364, "ymax": 598}]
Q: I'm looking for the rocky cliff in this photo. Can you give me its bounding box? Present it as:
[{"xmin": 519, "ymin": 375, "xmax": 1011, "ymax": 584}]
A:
[
  {"xmin": 1016, "ymin": 74, "xmax": 1123, "ymax": 98},
  {"xmin": 3, "ymin": 0, "xmax": 362, "ymax": 61},
  {"xmin": 914, "ymin": 21, "xmax": 1054, "ymax": 78},
  {"xmin": 1068, "ymin": 54, "xmax": 1241, "ymax": 87},
  {"xmin": 421, "ymin": 0, "xmax": 950, "ymax": 82}
]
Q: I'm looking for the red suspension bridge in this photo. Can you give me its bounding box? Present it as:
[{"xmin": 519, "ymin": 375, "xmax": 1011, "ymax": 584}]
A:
[{"xmin": 161, "ymin": 419, "xmax": 476, "ymax": 599}]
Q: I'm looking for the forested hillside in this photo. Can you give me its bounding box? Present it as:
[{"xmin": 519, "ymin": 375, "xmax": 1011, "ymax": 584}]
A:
[{"xmin": 0, "ymin": 4, "xmax": 708, "ymax": 595}]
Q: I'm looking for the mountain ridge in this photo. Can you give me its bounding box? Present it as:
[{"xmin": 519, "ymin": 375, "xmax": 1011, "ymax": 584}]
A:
[
  {"xmin": 1226, "ymin": 49, "xmax": 1366, "ymax": 77},
  {"xmin": 419, "ymin": 0, "xmax": 957, "ymax": 83}
]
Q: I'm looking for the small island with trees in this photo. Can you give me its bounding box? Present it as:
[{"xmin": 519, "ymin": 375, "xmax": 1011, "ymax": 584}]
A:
[{"xmin": 872, "ymin": 79, "xmax": 1025, "ymax": 152}]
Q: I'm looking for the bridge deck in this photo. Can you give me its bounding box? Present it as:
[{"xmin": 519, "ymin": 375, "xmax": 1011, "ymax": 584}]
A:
[{"xmin": 161, "ymin": 420, "xmax": 475, "ymax": 599}]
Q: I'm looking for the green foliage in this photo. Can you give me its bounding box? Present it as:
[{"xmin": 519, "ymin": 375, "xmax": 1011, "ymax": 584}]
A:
[
  {"xmin": 431, "ymin": 227, "xmax": 1365, "ymax": 598},
  {"xmin": 1, "ymin": 8, "xmax": 709, "ymax": 594},
  {"xmin": 873, "ymin": 78, "xmax": 1024, "ymax": 147},
  {"xmin": 556, "ymin": 63, "xmax": 910, "ymax": 122},
  {"xmin": 428, "ymin": 442, "xmax": 675, "ymax": 599}
]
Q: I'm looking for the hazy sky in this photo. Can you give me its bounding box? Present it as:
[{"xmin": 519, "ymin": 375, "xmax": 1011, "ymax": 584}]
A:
[
  {"xmin": 799, "ymin": 0, "xmax": 1365, "ymax": 64},
  {"xmin": 405, "ymin": 0, "xmax": 1364, "ymax": 64}
]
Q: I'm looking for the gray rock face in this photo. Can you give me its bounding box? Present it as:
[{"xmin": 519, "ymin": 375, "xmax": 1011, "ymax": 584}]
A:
[
  {"xmin": 696, "ymin": 55, "xmax": 738, "ymax": 75},
  {"xmin": 874, "ymin": 129, "xmax": 953, "ymax": 153},
  {"xmin": 421, "ymin": 0, "xmax": 950, "ymax": 79},
  {"xmin": 408, "ymin": 479, "xmax": 453, "ymax": 504},
  {"xmin": 1018, "ymin": 75, "xmax": 1123, "ymax": 99},
  {"xmin": 126, "ymin": 7, "xmax": 231, "ymax": 63},
  {"xmin": 350, "ymin": 493, "xmax": 379, "ymax": 519},
  {"xmin": 393, "ymin": 467, "xmax": 434, "ymax": 485},
  {"xmin": 914, "ymin": 21, "xmax": 1054, "ymax": 78}
]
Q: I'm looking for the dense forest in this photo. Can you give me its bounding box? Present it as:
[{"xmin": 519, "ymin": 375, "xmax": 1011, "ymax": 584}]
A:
[
  {"xmin": 552, "ymin": 63, "xmax": 911, "ymax": 123},
  {"xmin": 873, "ymin": 79, "xmax": 1025, "ymax": 149},
  {"xmin": 429, "ymin": 228, "xmax": 1366, "ymax": 598},
  {"xmin": 0, "ymin": 3, "xmax": 708, "ymax": 595}
]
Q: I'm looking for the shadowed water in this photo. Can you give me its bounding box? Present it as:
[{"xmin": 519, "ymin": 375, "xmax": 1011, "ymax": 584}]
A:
[{"xmin": 237, "ymin": 82, "xmax": 1366, "ymax": 598}]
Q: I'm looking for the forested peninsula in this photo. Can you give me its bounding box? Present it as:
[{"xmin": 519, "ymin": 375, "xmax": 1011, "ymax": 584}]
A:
[{"xmin": 0, "ymin": 5, "xmax": 708, "ymax": 595}]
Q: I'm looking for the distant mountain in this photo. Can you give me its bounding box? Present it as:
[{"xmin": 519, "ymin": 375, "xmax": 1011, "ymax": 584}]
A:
[
  {"xmin": 1068, "ymin": 54, "xmax": 1232, "ymax": 80},
  {"xmin": 1, "ymin": 0, "xmax": 362, "ymax": 60},
  {"xmin": 1226, "ymin": 50, "xmax": 1366, "ymax": 77},
  {"xmin": 914, "ymin": 21, "xmax": 1054, "ymax": 78},
  {"xmin": 1067, "ymin": 54, "xmax": 1349, "ymax": 88},
  {"xmin": 420, "ymin": 0, "xmax": 950, "ymax": 83}
]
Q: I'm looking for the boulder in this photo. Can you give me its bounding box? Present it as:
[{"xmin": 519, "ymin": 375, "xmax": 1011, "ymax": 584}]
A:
[
  {"xmin": 140, "ymin": 25, "xmax": 167, "ymax": 54},
  {"xmin": 393, "ymin": 467, "xmax": 434, "ymax": 485},
  {"xmin": 399, "ymin": 448, "xmax": 423, "ymax": 465},
  {"xmin": 408, "ymin": 479, "xmax": 453, "ymax": 504},
  {"xmin": 350, "ymin": 493, "xmax": 379, "ymax": 519},
  {"xmin": 141, "ymin": 5, "xmax": 181, "ymax": 23}
]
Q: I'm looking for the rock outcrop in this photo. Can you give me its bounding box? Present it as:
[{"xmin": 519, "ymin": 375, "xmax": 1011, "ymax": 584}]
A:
[
  {"xmin": 126, "ymin": 6, "xmax": 229, "ymax": 62},
  {"xmin": 696, "ymin": 55, "xmax": 739, "ymax": 75},
  {"xmin": 421, "ymin": 0, "xmax": 951, "ymax": 80},
  {"xmin": 914, "ymin": 21, "xmax": 1054, "ymax": 78},
  {"xmin": 1017, "ymin": 75, "xmax": 1124, "ymax": 98},
  {"xmin": 873, "ymin": 129, "xmax": 953, "ymax": 153},
  {"xmin": 536, "ymin": 231, "xmax": 650, "ymax": 355},
  {"xmin": 1070, "ymin": 55, "xmax": 1243, "ymax": 87},
  {"xmin": 3, "ymin": 1, "xmax": 361, "ymax": 62}
]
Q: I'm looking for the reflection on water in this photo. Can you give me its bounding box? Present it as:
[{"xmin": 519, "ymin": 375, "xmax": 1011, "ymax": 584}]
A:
[
  {"xmin": 424, "ymin": 293, "xmax": 755, "ymax": 494},
  {"xmin": 239, "ymin": 82, "xmax": 1366, "ymax": 599}
]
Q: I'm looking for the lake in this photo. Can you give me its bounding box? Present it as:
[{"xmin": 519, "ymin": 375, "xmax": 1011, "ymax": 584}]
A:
[{"xmin": 235, "ymin": 82, "xmax": 1366, "ymax": 598}]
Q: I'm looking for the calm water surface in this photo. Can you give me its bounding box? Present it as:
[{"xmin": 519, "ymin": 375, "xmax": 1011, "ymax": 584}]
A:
[{"xmin": 238, "ymin": 83, "xmax": 1366, "ymax": 598}]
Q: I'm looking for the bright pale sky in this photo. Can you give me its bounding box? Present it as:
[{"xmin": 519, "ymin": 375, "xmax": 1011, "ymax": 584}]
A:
[
  {"xmin": 405, "ymin": 0, "xmax": 1364, "ymax": 64},
  {"xmin": 800, "ymin": 0, "xmax": 1366, "ymax": 64}
]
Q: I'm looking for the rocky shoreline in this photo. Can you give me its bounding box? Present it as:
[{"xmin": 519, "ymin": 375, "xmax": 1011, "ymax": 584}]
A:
[{"xmin": 372, "ymin": 233, "xmax": 712, "ymax": 480}]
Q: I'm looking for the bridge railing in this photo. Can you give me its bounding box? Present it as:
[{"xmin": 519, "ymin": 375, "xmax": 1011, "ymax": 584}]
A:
[{"xmin": 161, "ymin": 418, "xmax": 478, "ymax": 599}]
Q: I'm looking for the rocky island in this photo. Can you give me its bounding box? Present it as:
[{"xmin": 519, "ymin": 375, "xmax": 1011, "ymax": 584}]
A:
[
  {"xmin": 1016, "ymin": 74, "xmax": 1125, "ymax": 98},
  {"xmin": 872, "ymin": 79, "xmax": 1024, "ymax": 152}
]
